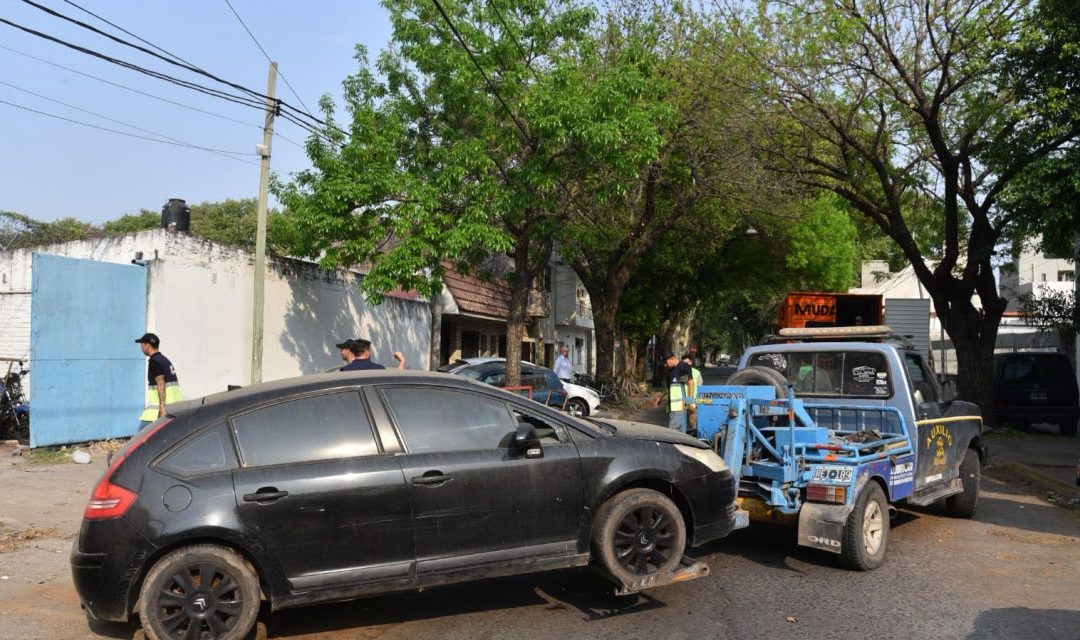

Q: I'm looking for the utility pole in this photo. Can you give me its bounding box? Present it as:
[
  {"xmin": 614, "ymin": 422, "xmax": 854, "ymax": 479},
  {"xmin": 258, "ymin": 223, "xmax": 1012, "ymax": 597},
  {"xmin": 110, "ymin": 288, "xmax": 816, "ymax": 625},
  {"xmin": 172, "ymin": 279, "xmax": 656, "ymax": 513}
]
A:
[{"xmin": 251, "ymin": 61, "xmax": 277, "ymax": 385}]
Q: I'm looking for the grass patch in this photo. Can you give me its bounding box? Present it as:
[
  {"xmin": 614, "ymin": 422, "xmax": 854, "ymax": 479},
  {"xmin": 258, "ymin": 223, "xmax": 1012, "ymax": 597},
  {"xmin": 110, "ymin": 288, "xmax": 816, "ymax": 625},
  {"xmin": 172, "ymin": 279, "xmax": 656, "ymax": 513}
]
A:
[
  {"xmin": 26, "ymin": 447, "xmax": 71, "ymax": 466},
  {"xmin": 987, "ymin": 425, "xmax": 1031, "ymax": 439}
]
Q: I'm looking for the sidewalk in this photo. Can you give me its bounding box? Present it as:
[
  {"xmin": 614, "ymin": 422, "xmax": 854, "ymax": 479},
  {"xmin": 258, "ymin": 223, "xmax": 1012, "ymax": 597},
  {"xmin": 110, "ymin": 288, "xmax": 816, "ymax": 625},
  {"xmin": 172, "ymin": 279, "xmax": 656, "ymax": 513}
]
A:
[{"xmin": 984, "ymin": 426, "xmax": 1080, "ymax": 508}]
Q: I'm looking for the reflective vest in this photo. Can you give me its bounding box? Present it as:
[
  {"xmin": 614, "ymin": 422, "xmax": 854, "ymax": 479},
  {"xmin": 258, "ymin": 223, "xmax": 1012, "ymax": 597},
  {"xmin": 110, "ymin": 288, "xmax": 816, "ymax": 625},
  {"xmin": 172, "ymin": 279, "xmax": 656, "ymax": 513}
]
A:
[
  {"xmin": 668, "ymin": 381, "xmax": 685, "ymax": 412},
  {"xmin": 139, "ymin": 381, "xmax": 183, "ymax": 421},
  {"xmin": 687, "ymin": 367, "xmax": 703, "ymax": 403}
]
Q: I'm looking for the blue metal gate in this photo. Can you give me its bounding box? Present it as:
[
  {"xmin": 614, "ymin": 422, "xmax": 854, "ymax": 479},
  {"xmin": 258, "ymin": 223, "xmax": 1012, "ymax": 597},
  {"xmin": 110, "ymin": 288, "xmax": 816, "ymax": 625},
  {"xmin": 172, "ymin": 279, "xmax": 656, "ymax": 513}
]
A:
[{"xmin": 29, "ymin": 254, "xmax": 147, "ymax": 447}]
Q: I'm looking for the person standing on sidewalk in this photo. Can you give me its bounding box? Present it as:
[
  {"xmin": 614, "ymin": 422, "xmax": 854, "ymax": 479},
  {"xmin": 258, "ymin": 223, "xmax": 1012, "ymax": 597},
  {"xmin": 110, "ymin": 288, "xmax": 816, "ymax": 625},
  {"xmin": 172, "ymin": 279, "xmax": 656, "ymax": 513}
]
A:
[
  {"xmin": 682, "ymin": 354, "xmax": 703, "ymax": 437},
  {"xmin": 553, "ymin": 344, "xmax": 573, "ymax": 381},
  {"xmin": 653, "ymin": 351, "xmax": 690, "ymax": 432},
  {"xmin": 135, "ymin": 333, "xmax": 182, "ymax": 428},
  {"xmin": 337, "ymin": 337, "xmax": 405, "ymax": 371}
]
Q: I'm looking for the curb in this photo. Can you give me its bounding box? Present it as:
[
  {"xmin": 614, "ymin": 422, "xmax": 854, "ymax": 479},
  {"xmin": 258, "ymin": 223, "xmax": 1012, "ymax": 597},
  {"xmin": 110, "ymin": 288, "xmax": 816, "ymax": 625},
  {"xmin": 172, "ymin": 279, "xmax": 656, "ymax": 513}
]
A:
[{"xmin": 983, "ymin": 460, "xmax": 1080, "ymax": 511}]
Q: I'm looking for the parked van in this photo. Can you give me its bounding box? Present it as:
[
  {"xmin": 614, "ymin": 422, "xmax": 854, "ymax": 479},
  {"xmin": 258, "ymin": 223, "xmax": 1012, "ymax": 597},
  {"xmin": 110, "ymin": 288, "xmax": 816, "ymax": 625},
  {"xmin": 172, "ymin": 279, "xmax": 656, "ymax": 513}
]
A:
[{"xmin": 993, "ymin": 352, "xmax": 1079, "ymax": 436}]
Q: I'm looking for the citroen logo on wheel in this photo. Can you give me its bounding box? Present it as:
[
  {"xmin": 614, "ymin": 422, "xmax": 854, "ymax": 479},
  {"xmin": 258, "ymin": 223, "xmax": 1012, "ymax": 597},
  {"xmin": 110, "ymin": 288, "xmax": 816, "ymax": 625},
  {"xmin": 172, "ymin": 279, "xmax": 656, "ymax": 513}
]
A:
[{"xmin": 192, "ymin": 596, "xmax": 208, "ymax": 612}]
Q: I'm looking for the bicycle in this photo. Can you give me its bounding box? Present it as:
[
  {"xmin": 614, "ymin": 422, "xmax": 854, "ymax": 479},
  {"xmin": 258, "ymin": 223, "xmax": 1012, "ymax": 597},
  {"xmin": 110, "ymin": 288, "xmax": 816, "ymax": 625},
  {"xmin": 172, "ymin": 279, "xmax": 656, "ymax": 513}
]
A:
[{"xmin": 0, "ymin": 361, "xmax": 30, "ymax": 444}]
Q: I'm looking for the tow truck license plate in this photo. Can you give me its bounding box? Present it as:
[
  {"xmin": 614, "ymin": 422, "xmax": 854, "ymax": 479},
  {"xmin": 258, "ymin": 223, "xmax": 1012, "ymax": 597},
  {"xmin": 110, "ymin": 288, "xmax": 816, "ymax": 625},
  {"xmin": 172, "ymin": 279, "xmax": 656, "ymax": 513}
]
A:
[{"xmin": 811, "ymin": 466, "xmax": 852, "ymax": 483}]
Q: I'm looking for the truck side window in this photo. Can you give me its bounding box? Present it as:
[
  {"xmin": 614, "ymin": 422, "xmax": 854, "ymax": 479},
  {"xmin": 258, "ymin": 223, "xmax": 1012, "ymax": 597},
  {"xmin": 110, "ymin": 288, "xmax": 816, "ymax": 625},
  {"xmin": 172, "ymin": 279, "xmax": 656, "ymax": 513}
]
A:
[{"xmin": 903, "ymin": 354, "xmax": 939, "ymax": 405}]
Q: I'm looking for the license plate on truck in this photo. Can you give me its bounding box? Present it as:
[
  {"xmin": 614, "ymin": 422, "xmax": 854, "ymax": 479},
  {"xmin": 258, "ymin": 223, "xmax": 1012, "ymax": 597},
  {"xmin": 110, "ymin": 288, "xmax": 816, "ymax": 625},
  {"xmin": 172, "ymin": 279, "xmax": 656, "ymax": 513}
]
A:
[{"xmin": 811, "ymin": 465, "xmax": 853, "ymax": 483}]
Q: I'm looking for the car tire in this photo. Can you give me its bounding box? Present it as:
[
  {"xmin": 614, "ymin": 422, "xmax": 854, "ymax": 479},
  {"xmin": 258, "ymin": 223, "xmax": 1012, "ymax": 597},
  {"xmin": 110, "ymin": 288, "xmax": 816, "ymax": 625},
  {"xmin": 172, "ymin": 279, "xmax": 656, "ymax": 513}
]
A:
[
  {"xmin": 1059, "ymin": 419, "xmax": 1077, "ymax": 437},
  {"xmin": 726, "ymin": 366, "xmax": 788, "ymax": 398},
  {"xmin": 944, "ymin": 449, "xmax": 980, "ymax": 518},
  {"xmin": 840, "ymin": 482, "xmax": 889, "ymax": 571},
  {"xmin": 593, "ymin": 488, "xmax": 686, "ymax": 586},
  {"xmin": 138, "ymin": 544, "xmax": 261, "ymax": 640},
  {"xmin": 567, "ymin": 398, "xmax": 590, "ymax": 418}
]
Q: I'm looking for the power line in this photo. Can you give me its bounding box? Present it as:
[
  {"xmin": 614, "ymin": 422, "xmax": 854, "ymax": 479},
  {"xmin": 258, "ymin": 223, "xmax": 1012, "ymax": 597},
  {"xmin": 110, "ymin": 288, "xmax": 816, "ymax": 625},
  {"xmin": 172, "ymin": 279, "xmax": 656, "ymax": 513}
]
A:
[
  {"xmin": 486, "ymin": 0, "xmax": 541, "ymax": 84},
  {"xmin": 430, "ymin": 0, "xmax": 530, "ymax": 141},
  {"xmin": 0, "ymin": 16, "xmax": 325, "ymax": 140},
  {"xmin": 0, "ymin": 44, "xmax": 305, "ymax": 149},
  {"xmin": 17, "ymin": 0, "xmax": 326, "ymax": 130},
  {"xmin": 60, "ymin": 0, "xmax": 197, "ymax": 69},
  {"xmin": 0, "ymin": 97, "xmax": 260, "ymax": 164},
  {"xmin": 0, "ymin": 79, "xmax": 257, "ymax": 164},
  {"xmin": 221, "ymin": 0, "xmax": 317, "ymax": 120}
]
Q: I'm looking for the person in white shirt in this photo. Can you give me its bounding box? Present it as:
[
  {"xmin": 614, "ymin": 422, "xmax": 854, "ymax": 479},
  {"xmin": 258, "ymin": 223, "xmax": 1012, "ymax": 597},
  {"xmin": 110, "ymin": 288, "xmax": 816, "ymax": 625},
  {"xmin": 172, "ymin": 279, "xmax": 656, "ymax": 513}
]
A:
[{"xmin": 554, "ymin": 344, "xmax": 573, "ymax": 381}]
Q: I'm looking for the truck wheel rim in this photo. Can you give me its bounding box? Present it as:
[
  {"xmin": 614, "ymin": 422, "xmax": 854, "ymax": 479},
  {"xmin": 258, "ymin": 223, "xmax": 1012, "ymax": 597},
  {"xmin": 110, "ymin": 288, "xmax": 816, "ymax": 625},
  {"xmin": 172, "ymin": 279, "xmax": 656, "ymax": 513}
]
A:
[
  {"xmin": 862, "ymin": 500, "xmax": 884, "ymax": 555},
  {"xmin": 613, "ymin": 505, "xmax": 676, "ymax": 575}
]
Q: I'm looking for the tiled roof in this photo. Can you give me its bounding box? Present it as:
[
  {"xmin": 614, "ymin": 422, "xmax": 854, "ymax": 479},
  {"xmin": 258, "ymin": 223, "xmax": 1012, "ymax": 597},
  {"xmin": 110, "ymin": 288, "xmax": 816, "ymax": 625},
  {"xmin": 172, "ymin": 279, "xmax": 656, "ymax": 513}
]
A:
[{"xmin": 443, "ymin": 269, "xmax": 511, "ymax": 319}]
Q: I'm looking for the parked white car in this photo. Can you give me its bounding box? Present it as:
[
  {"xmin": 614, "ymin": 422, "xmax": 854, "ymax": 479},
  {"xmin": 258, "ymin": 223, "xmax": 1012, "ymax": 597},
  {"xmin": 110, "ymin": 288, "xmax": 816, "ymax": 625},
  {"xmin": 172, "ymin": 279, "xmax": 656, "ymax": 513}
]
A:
[{"xmin": 439, "ymin": 357, "xmax": 601, "ymax": 417}]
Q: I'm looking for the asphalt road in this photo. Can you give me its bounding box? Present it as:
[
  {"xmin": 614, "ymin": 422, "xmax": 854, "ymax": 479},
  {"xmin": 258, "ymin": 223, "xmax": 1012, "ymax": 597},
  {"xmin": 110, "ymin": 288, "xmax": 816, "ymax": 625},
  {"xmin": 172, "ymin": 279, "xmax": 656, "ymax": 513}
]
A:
[{"xmin": 1, "ymin": 432, "xmax": 1079, "ymax": 640}]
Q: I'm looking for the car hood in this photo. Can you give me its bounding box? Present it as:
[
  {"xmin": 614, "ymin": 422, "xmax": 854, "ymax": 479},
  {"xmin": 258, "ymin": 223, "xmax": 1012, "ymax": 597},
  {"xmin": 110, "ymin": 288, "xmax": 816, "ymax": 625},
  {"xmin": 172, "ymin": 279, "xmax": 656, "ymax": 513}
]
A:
[{"xmin": 597, "ymin": 419, "xmax": 707, "ymax": 449}]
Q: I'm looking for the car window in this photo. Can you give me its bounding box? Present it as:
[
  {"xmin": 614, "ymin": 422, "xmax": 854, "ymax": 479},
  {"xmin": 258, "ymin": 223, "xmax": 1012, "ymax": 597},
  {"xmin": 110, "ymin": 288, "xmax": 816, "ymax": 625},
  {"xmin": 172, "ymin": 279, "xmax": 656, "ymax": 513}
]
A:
[
  {"xmin": 231, "ymin": 391, "xmax": 379, "ymax": 467},
  {"xmin": 156, "ymin": 423, "xmax": 237, "ymax": 476},
  {"xmin": 523, "ymin": 368, "xmax": 549, "ymax": 392},
  {"xmin": 483, "ymin": 371, "xmax": 507, "ymax": 387},
  {"xmin": 383, "ymin": 387, "xmax": 518, "ymax": 453},
  {"xmin": 510, "ymin": 407, "xmax": 564, "ymax": 444},
  {"xmin": 846, "ymin": 352, "xmax": 892, "ymax": 398}
]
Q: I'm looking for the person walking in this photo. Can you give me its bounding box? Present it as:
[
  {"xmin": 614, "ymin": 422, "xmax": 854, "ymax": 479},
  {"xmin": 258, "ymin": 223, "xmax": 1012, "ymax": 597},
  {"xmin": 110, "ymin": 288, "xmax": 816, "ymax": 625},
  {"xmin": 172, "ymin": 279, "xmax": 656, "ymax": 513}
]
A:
[
  {"xmin": 135, "ymin": 333, "xmax": 182, "ymax": 428},
  {"xmin": 682, "ymin": 354, "xmax": 704, "ymax": 437},
  {"xmin": 337, "ymin": 337, "xmax": 405, "ymax": 371},
  {"xmin": 553, "ymin": 344, "xmax": 573, "ymax": 381},
  {"xmin": 653, "ymin": 351, "xmax": 690, "ymax": 432}
]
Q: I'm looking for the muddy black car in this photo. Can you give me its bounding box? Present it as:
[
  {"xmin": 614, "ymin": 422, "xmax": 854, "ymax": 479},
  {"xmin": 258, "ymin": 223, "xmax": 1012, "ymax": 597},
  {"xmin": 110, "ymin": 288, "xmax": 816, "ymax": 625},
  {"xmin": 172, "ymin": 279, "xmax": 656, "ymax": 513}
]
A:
[{"xmin": 71, "ymin": 371, "xmax": 738, "ymax": 640}]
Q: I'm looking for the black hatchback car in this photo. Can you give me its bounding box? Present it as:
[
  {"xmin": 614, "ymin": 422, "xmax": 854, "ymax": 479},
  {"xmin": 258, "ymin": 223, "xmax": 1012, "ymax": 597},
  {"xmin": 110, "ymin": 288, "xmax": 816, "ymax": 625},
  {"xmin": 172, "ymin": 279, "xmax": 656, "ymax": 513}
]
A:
[
  {"xmin": 993, "ymin": 352, "xmax": 1079, "ymax": 436},
  {"xmin": 72, "ymin": 371, "xmax": 739, "ymax": 640}
]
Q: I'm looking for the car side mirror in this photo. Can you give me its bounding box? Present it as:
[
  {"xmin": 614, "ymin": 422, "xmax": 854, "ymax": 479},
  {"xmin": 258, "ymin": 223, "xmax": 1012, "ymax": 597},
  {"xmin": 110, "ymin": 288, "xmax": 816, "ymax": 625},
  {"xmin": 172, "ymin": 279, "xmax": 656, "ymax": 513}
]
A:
[{"xmin": 514, "ymin": 422, "xmax": 543, "ymax": 458}]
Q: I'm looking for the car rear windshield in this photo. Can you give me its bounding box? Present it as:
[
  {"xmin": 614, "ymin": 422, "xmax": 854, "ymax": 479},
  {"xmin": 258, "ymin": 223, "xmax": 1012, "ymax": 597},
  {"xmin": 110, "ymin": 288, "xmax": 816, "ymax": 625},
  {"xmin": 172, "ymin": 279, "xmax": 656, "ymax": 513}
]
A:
[
  {"xmin": 747, "ymin": 350, "xmax": 893, "ymax": 398},
  {"xmin": 999, "ymin": 354, "xmax": 1073, "ymax": 384}
]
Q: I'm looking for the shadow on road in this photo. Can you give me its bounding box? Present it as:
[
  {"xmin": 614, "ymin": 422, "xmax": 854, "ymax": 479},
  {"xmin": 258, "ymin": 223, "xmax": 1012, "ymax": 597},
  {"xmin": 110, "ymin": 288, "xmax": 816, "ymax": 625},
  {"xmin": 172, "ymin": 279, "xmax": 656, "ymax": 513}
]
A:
[
  {"xmin": 907, "ymin": 476, "xmax": 1080, "ymax": 538},
  {"xmin": 693, "ymin": 508, "xmax": 925, "ymax": 572},
  {"xmin": 261, "ymin": 567, "xmax": 664, "ymax": 638},
  {"xmin": 967, "ymin": 608, "xmax": 1080, "ymax": 640}
]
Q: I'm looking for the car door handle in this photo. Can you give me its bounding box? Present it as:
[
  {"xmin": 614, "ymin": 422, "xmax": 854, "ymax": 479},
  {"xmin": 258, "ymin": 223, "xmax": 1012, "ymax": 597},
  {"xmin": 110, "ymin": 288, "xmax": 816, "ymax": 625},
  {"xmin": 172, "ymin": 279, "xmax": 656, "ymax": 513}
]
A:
[
  {"xmin": 411, "ymin": 473, "xmax": 452, "ymax": 486},
  {"xmin": 243, "ymin": 489, "xmax": 289, "ymax": 502}
]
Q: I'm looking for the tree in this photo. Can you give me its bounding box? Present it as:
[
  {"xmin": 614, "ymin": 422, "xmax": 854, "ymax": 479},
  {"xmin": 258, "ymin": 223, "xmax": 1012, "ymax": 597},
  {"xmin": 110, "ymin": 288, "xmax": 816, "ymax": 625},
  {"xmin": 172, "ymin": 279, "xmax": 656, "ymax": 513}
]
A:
[
  {"xmin": 275, "ymin": 0, "xmax": 667, "ymax": 383},
  {"xmin": 732, "ymin": 0, "xmax": 1080, "ymax": 421},
  {"xmin": 561, "ymin": 4, "xmax": 775, "ymax": 386},
  {"xmin": 0, "ymin": 211, "xmax": 96, "ymax": 249}
]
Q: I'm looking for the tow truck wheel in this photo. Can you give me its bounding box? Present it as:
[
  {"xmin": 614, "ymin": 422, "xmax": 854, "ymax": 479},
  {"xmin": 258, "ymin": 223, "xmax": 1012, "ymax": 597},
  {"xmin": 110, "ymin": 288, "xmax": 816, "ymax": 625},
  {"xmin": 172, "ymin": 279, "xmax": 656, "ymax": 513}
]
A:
[
  {"xmin": 725, "ymin": 366, "xmax": 787, "ymax": 398},
  {"xmin": 944, "ymin": 449, "xmax": 980, "ymax": 518},
  {"xmin": 840, "ymin": 483, "xmax": 889, "ymax": 571},
  {"xmin": 594, "ymin": 488, "xmax": 686, "ymax": 586}
]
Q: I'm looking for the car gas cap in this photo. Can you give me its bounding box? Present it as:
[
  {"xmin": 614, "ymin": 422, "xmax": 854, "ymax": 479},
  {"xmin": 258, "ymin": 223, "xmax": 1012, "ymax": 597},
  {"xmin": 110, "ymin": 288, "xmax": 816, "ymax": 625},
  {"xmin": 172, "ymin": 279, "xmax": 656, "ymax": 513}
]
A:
[{"xmin": 162, "ymin": 486, "xmax": 193, "ymax": 513}]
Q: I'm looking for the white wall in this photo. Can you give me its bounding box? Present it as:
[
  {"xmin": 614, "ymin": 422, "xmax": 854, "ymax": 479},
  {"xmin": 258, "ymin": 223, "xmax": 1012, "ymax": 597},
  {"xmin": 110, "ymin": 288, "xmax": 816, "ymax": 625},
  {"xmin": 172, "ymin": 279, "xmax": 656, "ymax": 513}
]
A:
[{"xmin": 0, "ymin": 229, "xmax": 432, "ymax": 402}]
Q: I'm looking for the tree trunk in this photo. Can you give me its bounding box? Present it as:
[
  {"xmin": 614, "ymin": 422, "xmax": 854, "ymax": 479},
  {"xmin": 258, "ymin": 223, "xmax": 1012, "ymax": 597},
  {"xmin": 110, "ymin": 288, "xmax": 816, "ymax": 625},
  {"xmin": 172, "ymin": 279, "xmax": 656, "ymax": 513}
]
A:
[
  {"xmin": 592, "ymin": 299, "xmax": 618, "ymax": 385},
  {"xmin": 504, "ymin": 280, "xmax": 529, "ymax": 388}
]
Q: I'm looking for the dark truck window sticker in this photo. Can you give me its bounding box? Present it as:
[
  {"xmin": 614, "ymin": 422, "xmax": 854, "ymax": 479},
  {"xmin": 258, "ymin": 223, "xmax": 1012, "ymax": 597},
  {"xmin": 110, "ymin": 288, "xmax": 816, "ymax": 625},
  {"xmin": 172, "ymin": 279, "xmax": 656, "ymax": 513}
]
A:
[{"xmin": 749, "ymin": 351, "xmax": 892, "ymax": 399}]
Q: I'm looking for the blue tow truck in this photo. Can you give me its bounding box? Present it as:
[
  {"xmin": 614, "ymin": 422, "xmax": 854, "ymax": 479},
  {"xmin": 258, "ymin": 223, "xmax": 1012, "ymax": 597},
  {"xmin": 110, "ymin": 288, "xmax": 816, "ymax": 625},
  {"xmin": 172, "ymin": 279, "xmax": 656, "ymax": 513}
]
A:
[{"xmin": 695, "ymin": 326, "xmax": 985, "ymax": 570}]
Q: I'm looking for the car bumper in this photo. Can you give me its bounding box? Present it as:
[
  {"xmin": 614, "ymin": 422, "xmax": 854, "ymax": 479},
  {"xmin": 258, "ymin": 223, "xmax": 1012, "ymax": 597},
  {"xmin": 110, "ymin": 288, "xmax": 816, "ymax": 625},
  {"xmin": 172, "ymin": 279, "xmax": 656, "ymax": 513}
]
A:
[
  {"xmin": 678, "ymin": 469, "xmax": 740, "ymax": 546},
  {"xmin": 70, "ymin": 530, "xmax": 149, "ymax": 622}
]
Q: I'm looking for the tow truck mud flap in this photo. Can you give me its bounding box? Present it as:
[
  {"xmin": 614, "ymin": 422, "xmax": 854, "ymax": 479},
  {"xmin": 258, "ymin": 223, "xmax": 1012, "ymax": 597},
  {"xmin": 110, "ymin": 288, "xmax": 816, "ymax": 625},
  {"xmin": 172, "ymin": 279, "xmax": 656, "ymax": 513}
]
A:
[
  {"xmin": 612, "ymin": 555, "xmax": 710, "ymax": 596},
  {"xmin": 797, "ymin": 502, "xmax": 851, "ymax": 555}
]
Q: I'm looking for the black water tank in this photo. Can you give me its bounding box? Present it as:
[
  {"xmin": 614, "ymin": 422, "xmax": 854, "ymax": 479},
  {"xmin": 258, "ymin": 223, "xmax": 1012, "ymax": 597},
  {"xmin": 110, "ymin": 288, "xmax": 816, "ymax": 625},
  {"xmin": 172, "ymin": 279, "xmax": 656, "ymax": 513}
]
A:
[{"xmin": 161, "ymin": 198, "xmax": 190, "ymax": 232}]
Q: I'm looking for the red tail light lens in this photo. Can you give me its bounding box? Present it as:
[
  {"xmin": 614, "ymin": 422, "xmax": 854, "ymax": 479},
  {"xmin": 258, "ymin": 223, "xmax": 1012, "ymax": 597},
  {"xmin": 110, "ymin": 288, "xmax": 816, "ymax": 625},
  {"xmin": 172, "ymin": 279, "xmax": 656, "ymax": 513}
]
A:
[
  {"xmin": 84, "ymin": 481, "xmax": 137, "ymax": 519},
  {"xmin": 83, "ymin": 418, "xmax": 172, "ymax": 520}
]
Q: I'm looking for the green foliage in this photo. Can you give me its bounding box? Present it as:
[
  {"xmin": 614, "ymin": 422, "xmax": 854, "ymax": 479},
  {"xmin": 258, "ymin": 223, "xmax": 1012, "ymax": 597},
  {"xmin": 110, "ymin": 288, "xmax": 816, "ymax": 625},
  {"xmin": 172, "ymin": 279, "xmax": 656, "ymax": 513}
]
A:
[
  {"xmin": 0, "ymin": 211, "xmax": 96, "ymax": 249},
  {"xmin": 101, "ymin": 209, "xmax": 159, "ymax": 236},
  {"xmin": 784, "ymin": 194, "xmax": 856, "ymax": 291}
]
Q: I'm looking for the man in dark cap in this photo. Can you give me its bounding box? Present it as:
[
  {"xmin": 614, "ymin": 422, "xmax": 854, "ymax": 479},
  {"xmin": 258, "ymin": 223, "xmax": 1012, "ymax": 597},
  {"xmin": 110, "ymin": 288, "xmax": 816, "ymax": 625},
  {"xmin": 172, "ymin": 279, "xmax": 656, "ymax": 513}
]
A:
[
  {"xmin": 652, "ymin": 350, "xmax": 691, "ymax": 431},
  {"xmin": 337, "ymin": 337, "xmax": 406, "ymax": 371},
  {"xmin": 135, "ymin": 332, "xmax": 182, "ymax": 427}
]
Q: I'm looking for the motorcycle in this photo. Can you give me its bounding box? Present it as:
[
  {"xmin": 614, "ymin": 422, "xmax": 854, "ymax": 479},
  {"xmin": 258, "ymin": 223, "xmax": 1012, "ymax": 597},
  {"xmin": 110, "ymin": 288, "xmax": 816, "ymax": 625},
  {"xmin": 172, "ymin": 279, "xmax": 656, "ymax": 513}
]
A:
[{"xmin": 0, "ymin": 360, "xmax": 30, "ymax": 444}]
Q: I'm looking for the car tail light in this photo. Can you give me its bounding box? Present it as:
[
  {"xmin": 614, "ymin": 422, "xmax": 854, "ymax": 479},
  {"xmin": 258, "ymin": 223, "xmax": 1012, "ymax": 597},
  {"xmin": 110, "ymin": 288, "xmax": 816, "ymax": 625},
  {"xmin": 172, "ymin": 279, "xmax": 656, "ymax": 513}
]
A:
[
  {"xmin": 806, "ymin": 483, "xmax": 846, "ymax": 504},
  {"xmin": 83, "ymin": 418, "xmax": 172, "ymax": 520}
]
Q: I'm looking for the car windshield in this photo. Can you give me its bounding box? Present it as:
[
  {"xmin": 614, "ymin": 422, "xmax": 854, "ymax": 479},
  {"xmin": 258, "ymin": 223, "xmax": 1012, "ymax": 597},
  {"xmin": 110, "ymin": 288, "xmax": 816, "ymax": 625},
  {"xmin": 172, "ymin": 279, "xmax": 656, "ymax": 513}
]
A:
[{"xmin": 457, "ymin": 368, "xmax": 484, "ymax": 381}]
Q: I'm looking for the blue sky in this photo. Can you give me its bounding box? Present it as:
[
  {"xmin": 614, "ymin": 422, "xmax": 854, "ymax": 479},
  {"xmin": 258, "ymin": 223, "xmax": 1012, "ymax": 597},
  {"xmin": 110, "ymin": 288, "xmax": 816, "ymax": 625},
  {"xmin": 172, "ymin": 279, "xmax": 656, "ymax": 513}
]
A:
[{"xmin": 0, "ymin": 0, "xmax": 392, "ymax": 224}]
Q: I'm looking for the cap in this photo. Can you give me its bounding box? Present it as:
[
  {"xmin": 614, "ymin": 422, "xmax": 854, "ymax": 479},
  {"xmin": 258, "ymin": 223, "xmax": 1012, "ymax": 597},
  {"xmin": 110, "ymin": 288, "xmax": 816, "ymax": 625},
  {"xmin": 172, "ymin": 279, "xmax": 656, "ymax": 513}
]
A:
[
  {"xmin": 335, "ymin": 338, "xmax": 371, "ymax": 355},
  {"xmin": 135, "ymin": 332, "xmax": 160, "ymax": 348}
]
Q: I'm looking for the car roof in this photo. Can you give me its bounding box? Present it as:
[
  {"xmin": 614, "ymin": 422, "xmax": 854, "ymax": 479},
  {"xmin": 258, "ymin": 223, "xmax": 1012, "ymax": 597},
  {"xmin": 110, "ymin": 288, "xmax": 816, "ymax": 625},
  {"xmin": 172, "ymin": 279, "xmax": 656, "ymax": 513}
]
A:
[
  {"xmin": 184, "ymin": 370, "xmax": 473, "ymax": 420},
  {"xmin": 744, "ymin": 341, "xmax": 906, "ymax": 356}
]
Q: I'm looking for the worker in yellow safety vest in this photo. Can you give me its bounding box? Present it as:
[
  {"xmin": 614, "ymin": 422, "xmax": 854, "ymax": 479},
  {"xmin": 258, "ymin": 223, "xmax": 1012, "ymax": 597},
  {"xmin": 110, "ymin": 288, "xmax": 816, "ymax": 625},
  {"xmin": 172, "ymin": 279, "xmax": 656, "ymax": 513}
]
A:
[
  {"xmin": 135, "ymin": 333, "xmax": 183, "ymax": 428},
  {"xmin": 682, "ymin": 354, "xmax": 703, "ymax": 436},
  {"xmin": 653, "ymin": 351, "xmax": 690, "ymax": 432}
]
